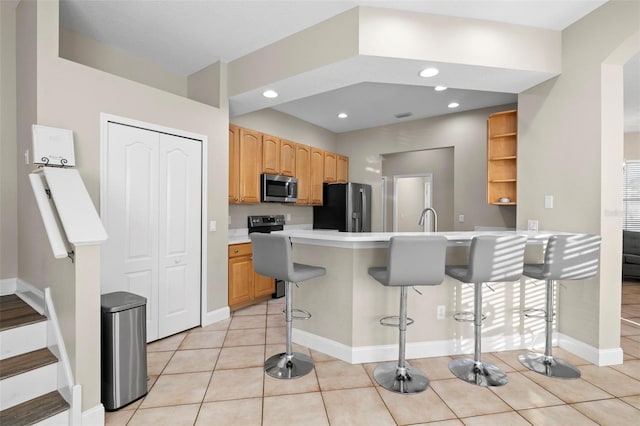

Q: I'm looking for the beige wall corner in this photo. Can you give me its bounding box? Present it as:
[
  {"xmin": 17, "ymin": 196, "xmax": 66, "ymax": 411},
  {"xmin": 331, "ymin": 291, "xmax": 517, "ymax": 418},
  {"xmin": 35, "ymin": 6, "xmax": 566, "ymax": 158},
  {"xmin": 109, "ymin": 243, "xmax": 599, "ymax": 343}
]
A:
[
  {"xmin": 0, "ymin": 1, "xmax": 18, "ymax": 280},
  {"xmin": 188, "ymin": 61, "xmax": 227, "ymax": 109},
  {"xmin": 517, "ymin": 0, "xmax": 640, "ymax": 350}
]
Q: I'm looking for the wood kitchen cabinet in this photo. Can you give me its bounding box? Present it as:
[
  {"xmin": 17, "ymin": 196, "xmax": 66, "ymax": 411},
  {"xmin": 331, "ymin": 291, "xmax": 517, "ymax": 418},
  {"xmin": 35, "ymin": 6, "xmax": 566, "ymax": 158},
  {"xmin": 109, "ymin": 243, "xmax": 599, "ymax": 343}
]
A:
[
  {"xmin": 229, "ymin": 126, "xmax": 261, "ymax": 204},
  {"xmin": 280, "ymin": 139, "xmax": 296, "ymax": 177},
  {"xmin": 324, "ymin": 151, "xmax": 337, "ymax": 182},
  {"xmin": 310, "ymin": 148, "xmax": 324, "ymax": 205},
  {"xmin": 228, "ymin": 243, "xmax": 275, "ymax": 311},
  {"xmin": 262, "ymin": 133, "xmax": 281, "ymax": 175},
  {"xmin": 295, "ymin": 144, "xmax": 311, "ymax": 205},
  {"xmin": 337, "ymin": 154, "xmax": 349, "ymax": 182},
  {"xmin": 487, "ymin": 110, "xmax": 517, "ymax": 205}
]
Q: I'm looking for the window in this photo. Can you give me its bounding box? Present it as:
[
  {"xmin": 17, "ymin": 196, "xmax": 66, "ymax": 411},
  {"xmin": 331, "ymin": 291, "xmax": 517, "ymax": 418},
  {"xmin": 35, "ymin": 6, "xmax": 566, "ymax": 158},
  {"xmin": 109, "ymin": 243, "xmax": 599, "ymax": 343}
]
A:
[{"xmin": 623, "ymin": 160, "xmax": 640, "ymax": 231}]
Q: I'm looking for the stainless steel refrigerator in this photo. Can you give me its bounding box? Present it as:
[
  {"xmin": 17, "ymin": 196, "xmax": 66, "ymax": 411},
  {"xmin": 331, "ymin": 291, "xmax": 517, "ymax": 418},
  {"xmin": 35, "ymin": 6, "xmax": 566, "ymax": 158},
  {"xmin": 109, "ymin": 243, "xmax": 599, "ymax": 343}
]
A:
[{"xmin": 313, "ymin": 182, "xmax": 372, "ymax": 232}]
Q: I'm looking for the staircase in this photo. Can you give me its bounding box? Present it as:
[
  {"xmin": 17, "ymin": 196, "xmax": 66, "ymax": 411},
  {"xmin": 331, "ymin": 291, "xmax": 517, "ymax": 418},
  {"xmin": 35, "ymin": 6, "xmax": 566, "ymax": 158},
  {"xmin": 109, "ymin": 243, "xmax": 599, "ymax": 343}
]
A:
[{"xmin": 0, "ymin": 294, "xmax": 70, "ymax": 425}]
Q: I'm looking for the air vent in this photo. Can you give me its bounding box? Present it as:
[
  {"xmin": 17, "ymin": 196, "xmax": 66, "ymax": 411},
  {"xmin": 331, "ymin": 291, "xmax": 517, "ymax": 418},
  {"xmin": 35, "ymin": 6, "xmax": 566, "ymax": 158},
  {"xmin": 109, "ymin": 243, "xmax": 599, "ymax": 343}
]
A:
[{"xmin": 394, "ymin": 112, "xmax": 413, "ymax": 119}]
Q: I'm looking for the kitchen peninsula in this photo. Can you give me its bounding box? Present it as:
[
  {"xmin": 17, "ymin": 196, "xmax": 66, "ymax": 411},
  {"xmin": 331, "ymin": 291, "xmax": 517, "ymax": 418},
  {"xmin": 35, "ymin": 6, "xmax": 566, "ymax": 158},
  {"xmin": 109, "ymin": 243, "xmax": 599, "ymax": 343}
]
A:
[{"xmin": 273, "ymin": 229, "xmax": 554, "ymax": 364}]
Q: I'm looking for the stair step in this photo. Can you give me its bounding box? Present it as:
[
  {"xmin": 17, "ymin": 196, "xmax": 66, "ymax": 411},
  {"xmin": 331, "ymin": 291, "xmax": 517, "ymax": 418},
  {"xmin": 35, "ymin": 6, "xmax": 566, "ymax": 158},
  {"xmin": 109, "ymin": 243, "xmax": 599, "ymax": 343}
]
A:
[
  {"xmin": 0, "ymin": 348, "xmax": 57, "ymax": 380},
  {"xmin": 0, "ymin": 295, "xmax": 46, "ymax": 332},
  {"xmin": 0, "ymin": 391, "xmax": 69, "ymax": 426}
]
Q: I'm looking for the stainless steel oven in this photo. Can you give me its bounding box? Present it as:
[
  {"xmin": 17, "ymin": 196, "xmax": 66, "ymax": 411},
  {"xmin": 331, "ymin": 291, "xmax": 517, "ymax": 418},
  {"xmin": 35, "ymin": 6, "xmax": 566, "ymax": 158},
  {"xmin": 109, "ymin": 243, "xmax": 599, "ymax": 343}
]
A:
[{"xmin": 261, "ymin": 173, "xmax": 298, "ymax": 203}]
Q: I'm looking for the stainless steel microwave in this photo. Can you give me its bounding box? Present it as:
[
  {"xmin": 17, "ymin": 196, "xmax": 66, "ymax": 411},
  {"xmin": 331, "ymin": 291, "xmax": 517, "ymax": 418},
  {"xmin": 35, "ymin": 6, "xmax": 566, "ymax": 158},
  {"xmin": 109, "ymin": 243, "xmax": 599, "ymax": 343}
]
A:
[{"xmin": 261, "ymin": 173, "xmax": 298, "ymax": 203}]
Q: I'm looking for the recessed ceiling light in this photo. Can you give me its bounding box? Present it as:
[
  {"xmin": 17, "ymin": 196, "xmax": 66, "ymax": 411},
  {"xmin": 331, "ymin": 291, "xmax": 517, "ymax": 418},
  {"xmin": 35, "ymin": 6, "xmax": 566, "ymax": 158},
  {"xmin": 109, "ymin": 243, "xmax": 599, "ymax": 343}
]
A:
[
  {"xmin": 448, "ymin": 102, "xmax": 460, "ymax": 108},
  {"xmin": 435, "ymin": 86, "xmax": 448, "ymax": 91},
  {"xmin": 419, "ymin": 67, "xmax": 439, "ymax": 78},
  {"xmin": 262, "ymin": 89, "xmax": 278, "ymax": 98},
  {"xmin": 394, "ymin": 112, "xmax": 413, "ymax": 119},
  {"xmin": 338, "ymin": 112, "xmax": 348, "ymax": 119}
]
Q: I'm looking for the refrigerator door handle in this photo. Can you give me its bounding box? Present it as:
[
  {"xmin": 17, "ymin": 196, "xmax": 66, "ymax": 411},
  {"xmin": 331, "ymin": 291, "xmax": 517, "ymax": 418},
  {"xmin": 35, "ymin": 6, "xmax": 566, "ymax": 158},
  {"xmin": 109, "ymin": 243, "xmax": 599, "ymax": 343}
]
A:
[
  {"xmin": 352, "ymin": 211, "xmax": 359, "ymax": 233},
  {"xmin": 360, "ymin": 188, "xmax": 367, "ymax": 233}
]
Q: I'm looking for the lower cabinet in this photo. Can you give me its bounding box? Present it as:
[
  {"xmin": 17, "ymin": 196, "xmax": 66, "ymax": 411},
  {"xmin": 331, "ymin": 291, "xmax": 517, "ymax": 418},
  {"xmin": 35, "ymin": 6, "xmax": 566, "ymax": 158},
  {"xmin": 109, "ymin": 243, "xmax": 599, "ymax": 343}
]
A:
[{"xmin": 228, "ymin": 243, "xmax": 275, "ymax": 311}]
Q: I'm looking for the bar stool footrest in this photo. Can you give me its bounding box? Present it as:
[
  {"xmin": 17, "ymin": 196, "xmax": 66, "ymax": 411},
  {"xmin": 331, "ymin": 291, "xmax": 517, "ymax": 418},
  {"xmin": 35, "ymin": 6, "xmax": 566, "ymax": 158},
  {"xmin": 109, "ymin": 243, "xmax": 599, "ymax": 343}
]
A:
[
  {"xmin": 523, "ymin": 308, "xmax": 552, "ymax": 320},
  {"xmin": 453, "ymin": 311, "xmax": 485, "ymax": 323},
  {"xmin": 292, "ymin": 308, "xmax": 312, "ymax": 320},
  {"xmin": 379, "ymin": 315, "xmax": 415, "ymax": 327}
]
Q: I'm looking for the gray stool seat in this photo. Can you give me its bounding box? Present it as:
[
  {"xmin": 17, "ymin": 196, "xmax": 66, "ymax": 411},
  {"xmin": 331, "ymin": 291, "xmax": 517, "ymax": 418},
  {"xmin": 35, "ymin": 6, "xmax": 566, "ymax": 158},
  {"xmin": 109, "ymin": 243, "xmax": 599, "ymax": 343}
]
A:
[
  {"xmin": 519, "ymin": 234, "xmax": 601, "ymax": 379},
  {"xmin": 251, "ymin": 232, "xmax": 326, "ymax": 379},
  {"xmin": 368, "ymin": 235, "xmax": 447, "ymax": 394},
  {"xmin": 446, "ymin": 234, "xmax": 527, "ymax": 387}
]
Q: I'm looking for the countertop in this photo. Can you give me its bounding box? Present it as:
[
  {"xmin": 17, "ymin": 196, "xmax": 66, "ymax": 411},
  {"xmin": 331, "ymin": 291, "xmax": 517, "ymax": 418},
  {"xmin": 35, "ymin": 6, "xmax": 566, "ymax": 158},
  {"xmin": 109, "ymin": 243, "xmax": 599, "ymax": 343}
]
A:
[{"xmin": 271, "ymin": 229, "xmax": 555, "ymax": 248}]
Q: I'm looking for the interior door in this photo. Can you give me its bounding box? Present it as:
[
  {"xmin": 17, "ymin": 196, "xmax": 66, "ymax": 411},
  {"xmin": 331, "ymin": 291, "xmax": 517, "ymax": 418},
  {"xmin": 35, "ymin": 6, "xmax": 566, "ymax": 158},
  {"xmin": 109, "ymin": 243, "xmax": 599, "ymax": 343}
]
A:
[
  {"xmin": 157, "ymin": 133, "xmax": 201, "ymax": 337},
  {"xmin": 102, "ymin": 122, "xmax": 201, "ymax": 342}
]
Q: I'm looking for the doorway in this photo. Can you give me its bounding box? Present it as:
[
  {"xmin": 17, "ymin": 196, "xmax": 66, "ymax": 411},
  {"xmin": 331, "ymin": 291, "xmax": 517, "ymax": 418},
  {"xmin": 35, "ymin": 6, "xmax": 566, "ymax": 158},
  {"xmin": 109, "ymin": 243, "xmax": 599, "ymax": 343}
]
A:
[
  {"xmin": 393, "ymin": 173, "xmax": 433, "ymax": 232},
  {"xmin": 100, "ymin": 116, "xmax": 205, "ymax": 342}
]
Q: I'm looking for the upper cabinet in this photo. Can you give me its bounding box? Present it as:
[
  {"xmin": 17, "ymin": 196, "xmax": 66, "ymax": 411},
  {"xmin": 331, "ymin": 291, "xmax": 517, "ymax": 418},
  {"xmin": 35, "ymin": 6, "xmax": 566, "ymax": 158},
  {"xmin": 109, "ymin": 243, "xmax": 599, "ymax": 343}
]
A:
[
  {"xmin": 229, "ymin": 126, "xmax": 261, "ymax": 204},
  {"xmin": 337, "ymin": 154, "xmax": 349, "ymax": 183},
  {"xmin": 262, "ymin": 133, "xmax": 281, "ymax": 175},
  {"xmin": 324, "ymin": 151, "xmax": 337, "ymax": 182},
  {"xmin": 229, "ymin": 125, "xmax": 348, "ymax": 206},
  {"xmin": 280, "ymin": 139, "xmax": 296, "ymax": 177},
  {"xmin": 295, "ymin": 144, "xmax": 311, "ymax": 206},
  {"xmin": 310, "ymin": 148, "xmax": 324, "ymax": 205},
  {"xmin": 487, "ymin": 110, "xmax": 517, "ymax": 205}
]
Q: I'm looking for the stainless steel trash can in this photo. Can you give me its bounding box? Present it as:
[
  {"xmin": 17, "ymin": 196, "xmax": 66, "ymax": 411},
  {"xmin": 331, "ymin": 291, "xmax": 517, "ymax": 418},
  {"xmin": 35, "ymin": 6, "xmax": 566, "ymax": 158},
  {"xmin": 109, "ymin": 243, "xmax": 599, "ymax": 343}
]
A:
[{"xmin": 101, "ymin": 292, "xmax": 147, "ymax": 411}]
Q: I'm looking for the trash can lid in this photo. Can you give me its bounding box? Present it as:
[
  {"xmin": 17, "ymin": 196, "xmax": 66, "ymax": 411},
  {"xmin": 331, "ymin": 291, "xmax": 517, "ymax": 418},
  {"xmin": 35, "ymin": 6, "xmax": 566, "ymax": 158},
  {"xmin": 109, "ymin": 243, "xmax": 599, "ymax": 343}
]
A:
[{"xmin": 101, "ymin": 291, "xmax": 147, "ymax": 313}]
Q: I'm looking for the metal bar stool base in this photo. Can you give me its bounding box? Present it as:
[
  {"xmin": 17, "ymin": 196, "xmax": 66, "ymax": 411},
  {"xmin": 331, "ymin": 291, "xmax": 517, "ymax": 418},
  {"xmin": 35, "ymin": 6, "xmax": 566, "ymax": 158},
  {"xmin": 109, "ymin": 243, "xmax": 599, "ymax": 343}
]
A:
[
  {"xmin": 374, "ymin": 362, "xmax": 429, "ymax": 394},
  {"xmin": 265, "ymin": 352, "xmax": 314, "ymax": 379},
  {"xmin": 449, "ymin": 358, "xmax": 508, "ymax": 387},
  {"xmin": 518, "ymin": 353, "xmax": 581, "ymax": 379}
]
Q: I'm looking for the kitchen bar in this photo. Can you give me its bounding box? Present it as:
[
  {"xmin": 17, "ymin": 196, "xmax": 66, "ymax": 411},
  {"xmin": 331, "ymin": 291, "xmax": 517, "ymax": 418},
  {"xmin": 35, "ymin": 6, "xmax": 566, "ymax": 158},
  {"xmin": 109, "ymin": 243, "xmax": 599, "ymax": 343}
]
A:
[{"xmin": 272, "ymin": 229, "xmax": 556, "ymax": 365}]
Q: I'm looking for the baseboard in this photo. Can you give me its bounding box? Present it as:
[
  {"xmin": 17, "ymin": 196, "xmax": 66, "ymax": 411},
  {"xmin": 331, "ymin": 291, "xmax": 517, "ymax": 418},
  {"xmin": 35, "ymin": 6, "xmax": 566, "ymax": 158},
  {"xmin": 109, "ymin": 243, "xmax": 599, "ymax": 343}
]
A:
[
  {"xmin": 202, "ymin": 306, "xmax": 230, "ymax": 327},
  {"xmin": 293, "ymin": 329, "xmax": 553, "ymax": 364},
  {"xmin": 15, "ymin": 278, "xmax": 45, "ymax": 315},
  {"xmin": 81, "ymin": 403, "xmax": 104, "ymax": 426},
  {"xmin": 558, "ymin": 332, "xmax": 624, "ymax": 366},
  {"xmin": 0, "ymin": 277, "xmax": 17, "ymax": 295}
]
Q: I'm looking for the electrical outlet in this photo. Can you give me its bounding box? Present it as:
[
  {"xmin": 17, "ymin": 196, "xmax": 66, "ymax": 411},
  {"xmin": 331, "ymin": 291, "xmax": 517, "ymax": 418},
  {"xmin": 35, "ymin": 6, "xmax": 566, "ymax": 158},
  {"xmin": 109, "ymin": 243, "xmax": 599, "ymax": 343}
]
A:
[
  {"xmin": 527, "ymin": 219, "xmax": 539, "ymax": 231},
  {"xmin": 458, "ymin": 214, "xmax": 464, "ymax": 223},
  {"xmin": 437, "ymin": 305, "xmax": 445, "ymax": 320}
]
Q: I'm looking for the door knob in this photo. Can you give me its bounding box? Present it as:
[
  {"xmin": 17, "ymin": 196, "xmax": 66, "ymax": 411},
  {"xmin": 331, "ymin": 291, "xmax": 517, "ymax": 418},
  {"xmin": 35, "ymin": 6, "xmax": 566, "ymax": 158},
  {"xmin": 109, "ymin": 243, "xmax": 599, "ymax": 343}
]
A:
[{"xmin": 174, "ymin": 258, "xmax": 180, "ymax": 264}]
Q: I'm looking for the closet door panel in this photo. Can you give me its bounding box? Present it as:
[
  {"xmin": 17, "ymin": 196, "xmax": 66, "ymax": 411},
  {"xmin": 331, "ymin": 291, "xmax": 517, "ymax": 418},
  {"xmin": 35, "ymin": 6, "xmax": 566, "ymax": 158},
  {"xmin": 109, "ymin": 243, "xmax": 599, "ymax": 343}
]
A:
[
  {"xmin": 103, "ymin": 123, "xmax": 160, "ymax": 341},
  {"xmin": 157, "ymin": 134, "xmax": 202, "ymax": 338}
]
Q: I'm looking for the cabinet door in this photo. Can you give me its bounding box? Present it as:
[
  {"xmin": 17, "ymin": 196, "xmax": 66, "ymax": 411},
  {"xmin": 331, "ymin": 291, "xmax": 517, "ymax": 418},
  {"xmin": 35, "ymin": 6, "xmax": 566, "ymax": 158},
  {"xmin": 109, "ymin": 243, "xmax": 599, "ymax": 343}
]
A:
[
  {"xmin": 229, "ymin": 125, "xmax": 240, "ymax": 203},
  {"xmin": 310, "ymin": 148, "xmax": 324, "ymax": 205},
  {"xmin": 228, "ymin": 255, "xmax": 254, "ymax": 308},
  {"xmin": 254, "ymin": 273, "xmax": 275, "ymax": 298},
  {"xmin": 280, "ymin": 139, "xmax": 296, "ymax": 177},
  {"xmin": 239, "ymin": 128, "xmax": 262, "ymax": 204},
  {"xmin": 262, "ymin": 133, "xmax": 281, "ymax": 174},
  {"xmin": 295, "ymin": 144, "xmax": 311, "ymax": 205},
  {"xmin": 324, "ymin": 151, "xmax": 337, "ymax": 183},
  {"xmin": 337, "ymin": 155, "xmax": 349, "ymax": 183}
]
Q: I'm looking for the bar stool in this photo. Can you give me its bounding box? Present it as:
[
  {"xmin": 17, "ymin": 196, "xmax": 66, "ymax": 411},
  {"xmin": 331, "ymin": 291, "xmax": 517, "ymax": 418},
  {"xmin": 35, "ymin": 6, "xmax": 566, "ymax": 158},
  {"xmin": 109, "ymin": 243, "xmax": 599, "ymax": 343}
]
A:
[
  {"xmin": 446, "ymin": 234, "xmax": 527, "ymax": 387},
  {"xmin": 368, "ymin": 235, "xmax": 448, "ymax": 394},
  {"xmin": 519, "ymin": 234, "xmax": 601, "ymax": 378},
  {"xmin": 250, "ymin": 232, "xmax": 326, "ymax": 379}
]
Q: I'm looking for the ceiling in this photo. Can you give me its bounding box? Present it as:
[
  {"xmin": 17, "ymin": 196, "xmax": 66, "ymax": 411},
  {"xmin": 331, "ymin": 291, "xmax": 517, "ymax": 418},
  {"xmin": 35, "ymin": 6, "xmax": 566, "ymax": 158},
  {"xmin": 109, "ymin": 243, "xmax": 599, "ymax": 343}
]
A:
[{"xmin": 58, "ymin": 1, "xmax": 637, "ymax": 133}]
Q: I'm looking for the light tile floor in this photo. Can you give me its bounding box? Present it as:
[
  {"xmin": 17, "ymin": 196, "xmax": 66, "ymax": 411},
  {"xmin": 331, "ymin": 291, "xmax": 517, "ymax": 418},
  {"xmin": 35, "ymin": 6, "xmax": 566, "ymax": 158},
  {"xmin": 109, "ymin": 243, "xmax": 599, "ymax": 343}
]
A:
[{"xmin": 107, "ymin": 290, "xmax": 640, "ymax": 425}]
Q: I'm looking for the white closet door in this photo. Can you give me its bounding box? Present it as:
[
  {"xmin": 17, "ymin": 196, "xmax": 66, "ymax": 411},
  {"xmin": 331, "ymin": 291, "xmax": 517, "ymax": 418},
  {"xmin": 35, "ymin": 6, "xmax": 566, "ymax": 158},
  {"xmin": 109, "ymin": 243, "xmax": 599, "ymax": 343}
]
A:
[
  {"xmin": 157, "ymin": 133, "xmax": 201, "ymax": 337},
  {"xmin": 103, "ymin": 123, "xmax": 160, "ymax": 341},
  {"xmin": 102, "ymin": 122, "xmax": 202, "ymax": 342}
]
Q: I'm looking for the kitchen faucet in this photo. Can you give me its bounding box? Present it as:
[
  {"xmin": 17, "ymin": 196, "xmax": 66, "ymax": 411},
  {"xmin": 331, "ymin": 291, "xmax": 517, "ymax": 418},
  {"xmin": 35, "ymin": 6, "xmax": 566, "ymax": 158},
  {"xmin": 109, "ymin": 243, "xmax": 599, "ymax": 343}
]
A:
[{"xmin": 418, "ymin": 207, "xmax": 438, "ymax": 232}]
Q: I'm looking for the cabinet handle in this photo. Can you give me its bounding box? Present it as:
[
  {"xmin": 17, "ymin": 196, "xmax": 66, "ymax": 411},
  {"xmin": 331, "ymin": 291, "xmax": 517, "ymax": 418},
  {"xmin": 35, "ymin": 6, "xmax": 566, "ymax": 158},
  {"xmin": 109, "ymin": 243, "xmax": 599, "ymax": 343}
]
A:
[{"xmin": 234, "ymin": 249, "xmax": 239, "ymax": 254}]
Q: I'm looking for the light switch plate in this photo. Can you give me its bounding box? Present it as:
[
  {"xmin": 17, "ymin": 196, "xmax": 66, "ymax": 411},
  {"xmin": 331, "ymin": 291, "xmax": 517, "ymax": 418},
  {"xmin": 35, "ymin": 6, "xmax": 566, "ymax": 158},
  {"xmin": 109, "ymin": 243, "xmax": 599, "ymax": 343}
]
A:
[
  {"xmin": 528, "ymin": 219, "xmax": 539, "ymax": 231},
  {"xmin": 458, "ymin": 214, "xmax": 465, "ymax": 223},
  {"xmin": 209, "ymin": 220, "xmax": 216, "ymax": 232},
  {"xmin": 545, "ymin": 195, "xmax": 553, "ymax": 209}
]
